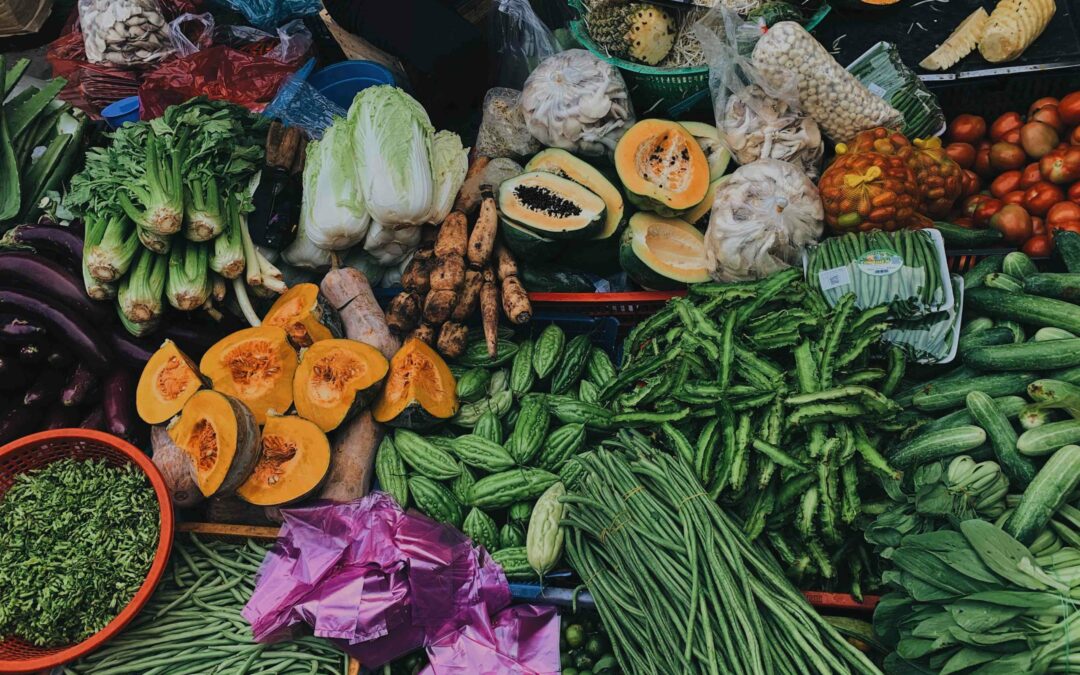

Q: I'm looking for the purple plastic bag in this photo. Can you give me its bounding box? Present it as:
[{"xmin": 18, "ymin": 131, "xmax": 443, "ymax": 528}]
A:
[{"xmin": 242, "ymin": 493, "xmax": 557, "ymax": 671}]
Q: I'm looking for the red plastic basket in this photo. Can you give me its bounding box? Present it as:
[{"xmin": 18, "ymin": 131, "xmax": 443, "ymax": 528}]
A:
[{"xmin": 0, "ymin": 429, "xmax": 175, "ymax": 673}]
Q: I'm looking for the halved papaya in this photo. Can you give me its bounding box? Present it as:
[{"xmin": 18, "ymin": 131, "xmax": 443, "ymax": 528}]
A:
[
  {"xmin": 200, "ymin": 326, "xmax": 297, "ymax": 425},
  {"xmin": 525, "ymin": 148, "xmax": 627, "ymax": 241},
  {"xmin": 678, "ymin": 122, "xmax": 732, "ymax": 182},
  {"xmin": 136, "ymin": 339, "xmax": 206, "ymax": 424},
  {"xmin": 236, "ymin": 415, "xmax": 331, "ymax": 506},
  {"xmin": 373, "ymin": 338, "xmax": 458, "ymax": 430},
  {"xmin": 263, "ymin": 283, "xmax": 343, "ymax": 349},
  {"xmin": 293, "ymin": 339, "xmax": 389, "ymax": 432},
  {"xmin": 497, "ymin": 171, "xmax": 606, "ymax": 240},
  {"xmin": 167, "ymin": 390, "xmax": 261, "ymax": 497},
  {"xmin": 615, "ymin": 119, "xmax": 711, "ymax": 217},
  {"xmin": 683, "ymin": 177, "xmax": 728, "ymax": 229},
  {"xmin": 619, "ymin": 212, "xmax": 711, "ymax": 290}
]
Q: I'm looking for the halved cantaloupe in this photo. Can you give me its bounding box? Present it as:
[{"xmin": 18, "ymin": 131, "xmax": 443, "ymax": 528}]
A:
[
  {"xmin": 136, "ymin": 339, "xmax": 205, "ymax": 424},
  {"xmin": 293, "ymin": 339, "xmax": 389, "ymax": 432},
  {"xmin": 615, "ymin": 119, "xmax": 711, "ymax": 217},
  {"xmin": 167, "ymin": 389, "xmax": 261, "ymax": 497},
  {"xmin": 200, "ymin": 326, "xmax": 297, "ymax": 425},
  {"xmin": 373, "ymin": 338, "xmax": 458, "ymax": 429},
  {"xmin": 263, "ymin": 283, "xmax": 343, "ymax": 349},
  {"xmin": 236, "ymin": 415, "xmax": 331, "ymax": 506},
  {"xmin": 619, "ymin": 212, "xmax": 711, "ymax": 290},
  {"xmin": 497, "ymin": 171, "xmax": 606, "ymax": 240}
]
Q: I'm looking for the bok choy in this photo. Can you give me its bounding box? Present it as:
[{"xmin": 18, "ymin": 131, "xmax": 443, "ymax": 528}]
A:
[{"xmin": 299, "ymin": 120, "xmax": 370, "ymax": 251}]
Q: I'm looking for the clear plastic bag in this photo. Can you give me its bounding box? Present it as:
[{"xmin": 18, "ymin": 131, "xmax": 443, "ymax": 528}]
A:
[
  {"xmin": 474, "ymin": 88, "xmax": 542, "ymax": 160},
  {"xmin": 693, "ymin": 8, "xmax": 824, "ymax": 177},
  {"xmin": 263, "ymin": 69, "xmax": 345, "ymax": 139},
  {"xmin": 167, "ymin": 12, "xmax": 213, "ymax": 57},
  {"xmin": 804, "ymin": 228, "xmax": 953, "ymax": 318},
  {"xmin": 883, "ymin": 275, "xmax": 963, "ymax": 364},
  {"xmin": 490, "ymin": 0, "xmax": 561, "ymax": 89},
  {"xmin": 212, "ymin": 0, "xmax": 321, "ymax": 31},
  {"xmin": 79, "ymin": 0, "xmax": 174, "ymax": 67},
  {"xmin": 705, "ymin": 159, "xmax": 824, "ymax": 281},
  {"xmin": 167, "ymin": 15, "xmax": 312, "ymax": 63},
  {"xmin": 847, "ymin": 42, "xmax": 946, "ymax": 141}
]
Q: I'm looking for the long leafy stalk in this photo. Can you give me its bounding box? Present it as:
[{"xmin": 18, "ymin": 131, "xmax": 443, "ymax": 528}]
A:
[
  {"xmin": 86, "ymin": 213, "xmax": 140, "ymax": 282},
  {"xmin": 118, "ymin": 247, "xmax": 167, "ymax": 328},
  {"xmin": 165, "ymin": 239, "xmax": 211, "ymax": 311}
]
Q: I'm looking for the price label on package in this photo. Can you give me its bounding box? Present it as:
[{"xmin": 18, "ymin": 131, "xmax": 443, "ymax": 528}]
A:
[{"xmin": 818, "ymin": 266, "xmax": 851, "ymax": 291}]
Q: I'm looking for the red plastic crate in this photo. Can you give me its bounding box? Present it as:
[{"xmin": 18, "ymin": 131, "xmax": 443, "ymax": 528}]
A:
[{"xmin": 528, "ymin": 291, "xmax": 683, "ymax": 327}]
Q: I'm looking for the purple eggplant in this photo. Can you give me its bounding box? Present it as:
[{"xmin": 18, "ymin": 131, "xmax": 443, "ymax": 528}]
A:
[
  {"xmin": 103, "ymin": 370, "xmax": 135, "ymax": 440},
  {"xmin": 109, "ymin": 320, "xmax": 225, "ymax": 366},
  {"xmin": 0, "ymin": 289, "xmax": 110, "ymax": 372},
  {"xmin": 80, "ymin": 404, "xmax": 106, "ymax": 431},
  {"xmin": 43, "ymin": 404, "xmax": 81, "ymax": 430},
  {"xmin": 0, "ymin": 357, "xmax": 27, "ymax": 390},
  {"xmin": 0, "ymin": 314, "xmax": 46, "ymax": 343},
  {"xmin": 0, "ymin": 252, "xmax": 110, "ymax": 325},
  {"xmin": 108, "ymin": 329, "xmax": 155, "ymax": 365},
  {"xmin": 47, "ymin": 349, "xmax": 71, "ymax": 368},
  {"xmin": 24, "ymin": 368, "xmax": 65, "ymax": 407},
  {"xmin": 0, "ymin": 223, "xmax": 83, "ymax": 272},
  {"xmin": 18, "ymin": 343, "xmax": 44, "ymax": 364},
  {"xmin": 0, "ymin": 407, "xmax": 38, "ymax": 444},
  {"xmin": 61, "ymin": 363, "xmax": 97, "ymax": 407}
]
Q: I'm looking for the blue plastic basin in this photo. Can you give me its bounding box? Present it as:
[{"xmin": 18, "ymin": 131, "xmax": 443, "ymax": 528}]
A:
[
  {"xmin": 101, "ymin": 96, "xmax": 140, "ymax": 128},
  {"xmin": 307, "ymin": 61, "xmax": 395, "ymax": 109}
]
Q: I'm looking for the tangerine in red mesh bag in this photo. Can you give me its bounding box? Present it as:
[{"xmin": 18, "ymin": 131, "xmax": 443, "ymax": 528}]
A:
[
  {"xmin": 818, "ymin": 151, "xmax": 925, "ymax": 233},
  {"xmin": 837, "ymin": 127, "xmax": 963, "ymax": 218}
]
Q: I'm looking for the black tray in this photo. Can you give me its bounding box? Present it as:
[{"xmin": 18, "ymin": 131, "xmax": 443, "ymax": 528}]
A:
[{"xmin": 814, "ymin": 0, "xmax": 1080, "ymax": 82}]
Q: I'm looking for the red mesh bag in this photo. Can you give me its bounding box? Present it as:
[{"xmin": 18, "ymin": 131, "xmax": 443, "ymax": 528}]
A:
[{"xmin": 818, "ymin": 151, "xmax": 925, "ymax": 233}]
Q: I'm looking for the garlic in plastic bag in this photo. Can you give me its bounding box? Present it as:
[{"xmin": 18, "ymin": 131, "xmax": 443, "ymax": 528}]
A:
[
  {"xmin": 705, "ymin": 159, "xmax": 823, "ymax": 281},
  {"xmin": 521, "ymin": 49, "xmax": 635, "ymax": 157}
]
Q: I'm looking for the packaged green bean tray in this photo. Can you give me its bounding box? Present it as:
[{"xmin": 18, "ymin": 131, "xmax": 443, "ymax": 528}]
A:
[
  {"xmin": 804, "ymin": 228, "xmax": 953, "ymax": 319},
  {"xmin": 882, "ymin": 275, "xmax": 964, "ymax": 364}
]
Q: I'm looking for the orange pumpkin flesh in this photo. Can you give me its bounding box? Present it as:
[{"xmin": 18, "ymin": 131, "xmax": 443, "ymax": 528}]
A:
[
  {"xmin": 199, "ymin": 326, "xmax": 298, "ymax": 425},
  {"xmin": 136, "ymin": 340, "xmax": 204, "ymax": 424},
  {"xmin": 293, "ymin": 339, "xmax": 389, "ymax": 432},
  {"xmin": 373, "ymin": 338, "xmax": 458, "ymax": 429},
  {"xmin": 236, "ymin": 415, "xmax": 330, "ymax": 506},
  {"xmin": 167, "ymin": 390, "xmax": 261, "ymax": 497},
  {"xmin": 263, "ymin": 283, "xmax": 343, "ymax": 349}
]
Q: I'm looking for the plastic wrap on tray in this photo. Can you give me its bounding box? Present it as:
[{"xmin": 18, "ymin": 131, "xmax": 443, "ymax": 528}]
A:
[
  {"xmin": 847, "ymin": 42, "xmax": 946, "ymax": 141},
  {"xmin": 882, "ymin": 274, "xmax": 964, "ymax": 364},
  {"xmin": 804, "ymin": 228, "xmax": 953, "ymax": 318}
]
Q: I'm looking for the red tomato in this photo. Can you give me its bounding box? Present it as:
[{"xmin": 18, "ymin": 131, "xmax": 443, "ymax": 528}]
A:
[
  {"xmin": 1020, "ymin": 121, "xmax": 1060, "ymax": 158},
  {"xmin": 1030, "ymin": 97, "xmax": 1060, "ymax": 115},
  {"xmin": 945, "ymin": 142, "xmax": 977, "ymax": 169},
  {"xmin": 1071, "ymin": 127, "xmax": 1080, "ymax": 146},
  {"xmin": 991, "ymin": 112, "xmax": 1024, "ymax": 142},
  {"xmin": 1032, "ymin": 105, "xmax": 1065, "ymax": 133},
  {"xmin": 990, "ymin": 170, "xmax": 1023, "ymax": 198},
  {"xmin": 953, "ymin": 216, "xmax": 975, "ymax": 228},
  {"xmin": 1040, "ymin": 147, "xmax": 1080, "ymax": 184},
  {"xmin": 1060, "ymin": 92, "xmax": 1080, "ymax": 126},
  {"xmin": 1021, "ymin": 162, "xmax": 1043, "ymax": 188},
  {"xmin": 1003, "ymin": 128, "xmax": 1022, "ymax": 145},
  {"xmin": 948, "ymin": 114, "xmax": 988, "ymax": 144},
  {"xmin": 961, "ymin": 169, "xmax": 982, "ymax": 197},
  {"xmin": 1023, "ymin": 234, "xmax": 1052, "ymax": 257},
  {"xmin": 1048, "ymin": 201, "xmax": 1080, "ymax": 226},
  {"xmin": 1032, "ymin": 216, "xmax": 1046, "ymax": 235},
  {"xmin": 975, "ymin": 145, "xmax": 993, "ymax": 177},
  {"xmin": 1023, "ymin": 181, "xmax": 1065, "ymax": 216},
  {"xmin": 1070, "ymin": 182, "xmax": 1080, "ymax": 204},
  {"xmin": 990, "ymin": 204, "xmax": 1033, "ymax": 244},
  {"xmin": 1002, "ymin": 190, "xmax": 1026, "ymax": 205},
  {"xmin": 990, "ymin": 143, "xmax": 1026, "ymax": 172},
  {"xmin": 975, "ymin": 197, "xmax": 1005, "ymax": 226}
]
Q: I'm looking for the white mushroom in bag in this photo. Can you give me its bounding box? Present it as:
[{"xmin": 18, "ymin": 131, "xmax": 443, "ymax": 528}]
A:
[
  {"xmin": 722, "ymin": 85, "xmax": 824, "ymax": 178},
  {"xmin": 521, "ymin": 49, "xmax": 636, "ymax": 157},
  {"xmin": 705, "ymin": 159, "xmax": 823, "ymax": 282}
]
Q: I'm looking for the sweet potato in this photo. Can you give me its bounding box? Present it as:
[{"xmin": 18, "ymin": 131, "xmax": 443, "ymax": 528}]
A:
[
  {"xmin": 494, "ymin": 242, "xmax": 519, "ymax": 280},
  {"xmin": 467, "ymin": 188, "xmax": 498, "ymax": 268},
  {"xmin": 451, "ymin": 269, "xmax": 484, "ymax": 322},
  {"xmin": 318, "ymin": 411, "xmax": 383, "ymax": 503},
  {"xmin": 387, "ymin": 291, "xmax": 422, "ymax": 336},
  {"xmin": 320, "ymin": 267, "xmax": 400, "ymax": 361},
  {"xmin": 429, "ymin": 255, "xmax": 466, "ymax": 292},
  {"xmin": 435, "ymin": 212, "xmax": 469, "ymax": 258},
  {"xmin": 437, "ymin": 321, "xmax": 469, "ymax": 359},
  {"xmin": 423, "ymin": 289, "xmax": 457, "ymax": 325},
  {"xmin": 453, "ymin": 156, "xmax": 491, "ymax": 213},
  {"xmin": 501, "ymin": 276, "xmax": 532, "ymax": 325},
  {"xmin": 151, "ymin": 425, "xmax": 205, "ymax": 508},
  {"xmin": 411, "ymin": 323, "xmax": 436, "ymax": 345},
  {"xmin": 481, "ymin": 266, "xmax": 499, "ymax": 358}
]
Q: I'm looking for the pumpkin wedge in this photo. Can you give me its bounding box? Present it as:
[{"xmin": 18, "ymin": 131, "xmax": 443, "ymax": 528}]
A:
[
  {"xmin": 137, "ymin": 340, "xmax": 206, "ymax": 424},
  {"xmin": 615, "ymin": 119, "xmax": 710, "ymax": 216},
  {"xmin": 263, "ymin": 283, "xmax": 343, "ymax": 349},
  {"xmin": 373, "ymin": 338, "xmax": 458, "ymax": 429},
  {"xmin": 167, "ymin": 390, "xmax": 261, "ymax": 497},
  {"xmin": 293, "ymin": 339, "xmax": 389, "ymax": 432},
  {"xmin": 200, "ymin": 326, "xmax": 297, "ymax": 425},
  {"xmin": 236, "ymin": 415, "xmax": 331, "ymax": 506}
]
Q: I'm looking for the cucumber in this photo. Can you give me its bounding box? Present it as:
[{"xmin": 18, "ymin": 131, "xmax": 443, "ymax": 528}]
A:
[
  {"xmin": 984, "ymin": 273, "xmax": 1023, "ymax": 293},
  {"xmin": 963, "ymin": 255, "xmax": 1003, "ymax": 289},
  {"xmin": 966, "ymin": 287, "xmax": 1080, "ymax": 335},
  {"xmin": 1023, "ymin": 273, "xmax": 1080, "ymax": 303},
  {"xmin": 918, "ymin": 395, "xmax": 1027, "ymax": 436},
  {"xmin": 960, "ymin": 317, "xmax": 994, "ymax": 336},
  {"xmin": 1027, "ymin": 379, "xmax": 1080, "ymax": 417},
  {"xmin": 964, "ymin": 339, "xmax": 1080, "ymax": 371},
  {"xmin": 934, "ymin": 221, "xmax": 1004, "ymax": 248},
  {"xmin": 1054, "ymin": 230, "xmax": 1080, "ymax": 273},
  {"xmin": 1004, "ymin": 444, "xmax": 1080, "ymax": 545},
  {"xmin": 957, "ymin": 327, "xmax": 1014, "ymax": 356},
  {"xmin": 889, "ymin": 425, "xmax": 987, "ymax": 469},
  {"xmin": 1034, "ymin": 327, "xmax": 1076, "ymax": 342},
  {"xmin": 996, "ymin": 320, "xmax": 1026, "ymax": 343},
  {"xmin": 965, "ymin": 390, "xmax": 1035, "ymax": 487},
  {"xmin": 912, "ymin": 373, "xmax": 1039, "ymax": 411},
  {"xmin": 1002, "ymin": 251, "xmax": 1038, "ymax": 281},
  {"xmin": 1017, "ymin": 420, "xmax": 1080, "ymax": 456}
]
